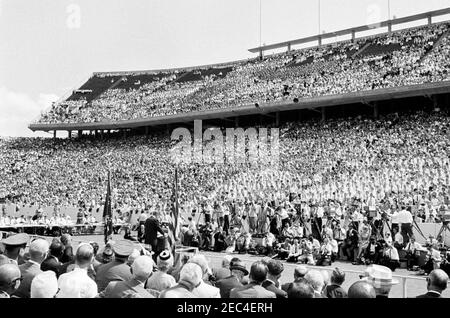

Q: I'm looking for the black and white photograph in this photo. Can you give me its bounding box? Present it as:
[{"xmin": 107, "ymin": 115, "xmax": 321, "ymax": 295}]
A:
[{"xmin": 0, "ymin": 0, "xmax": 450, "ymax": 306}]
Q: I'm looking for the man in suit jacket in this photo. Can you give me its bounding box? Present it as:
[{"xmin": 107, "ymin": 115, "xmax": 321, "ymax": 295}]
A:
[
  {"xmin": 262, "ymin": 259, "xmax": 287, "ymax": 298},
  {"xmin": 216, "ymin": 259, "xmax": 248, "ymax": 298},
  {"xmin": 230, "ymin": 261, "xmax": 276, "ymax": 298},
  {"xmin": 416, "ymin": 269, "xmax": 448, "ymax": 298},
  {"xmin": 13, "ymin": 239, "xmax": 49, "ymax": 298},
  {"xmin": 325, "ymin": 268, "xmax": 347, "ymax": 298},
  {"xmin": 144, "ymin": 213, "xmax": 166, "ymax": 256},
  {"xmin": 95, "ymin": 240, "xmax": 134, "ymax": 292},
  {"xmin": 281, "ymin": 265, "xmax": 309, "ymax": 292},
  {"xmin": 100, "ymin": 256, "xmax": 154, "ymax": 298},
  {"xmin": 41, "ymin": 240, "xmax": 64, "ymax": 277}
]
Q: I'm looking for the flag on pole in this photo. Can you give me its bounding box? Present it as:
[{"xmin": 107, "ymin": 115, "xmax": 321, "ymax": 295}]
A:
[
  {"xmin": 168, "ymin": 168, "xmax": 180, "ymax": 254},
  {"xmin": 103, "ymin": 170, "xmax": 113, "ymax": 243}
]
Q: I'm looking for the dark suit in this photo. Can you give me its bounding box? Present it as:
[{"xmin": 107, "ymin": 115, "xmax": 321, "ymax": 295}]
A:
[
  {"xmin": 41, "ymin": 256, "xmax": 63, "ymax": 277},
  {"xmin": 95, "ymin": 260, "xmax": 132, "ymax": 292},
  {"xmin": 103, "ymin": 279, "xmax": 155, "ymax": 298},
  {"xmin": 229, "ymin": 282, "xmax": 276, "ymax": 298},
  {"xmin": 262, "ymin": 280, "xmax": 287, "ymax": 298},
  {"xmin": 13, "ymin": 261, "xmax": 42, "ymax": 298},
  {"xmin": 60, "ymin": 246, "xmax": 74, "ymax": 264},
  {"xmin": 325, "ymin": 284, "xmax": 347, "ymax": 298},
  {"xmin": 144, "ymin": 217, "xmax": 165, "ymax": 254},
  {"xmin": 416, "ymin": 291, "xmax": 442, "ymax": 298},
  {"xmin": 216, "ymin": 275, "xmax": 243, "ymax": 298}
]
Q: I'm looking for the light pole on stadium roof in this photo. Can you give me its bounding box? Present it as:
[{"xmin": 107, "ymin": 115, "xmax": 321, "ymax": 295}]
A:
[
  {"xmin": 318, "ymin": 0, "xmax": 321, "ymax": 35},
  {"xmin": 259, "ymin": 0, "xmax": 262, "ymax": 48},
  {"xmin": 388, "ymin": 0, "xmax": 391, "ymax": 20}
]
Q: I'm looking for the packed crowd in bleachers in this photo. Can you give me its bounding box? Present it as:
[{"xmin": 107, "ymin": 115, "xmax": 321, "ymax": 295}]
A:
[
  {"xmin": 3, "ymin": 109, "xmax": 450, "ymax": 275},
  {"xmin": 36, "ymin": 22, "xmax": 450, "ymax": 124}
]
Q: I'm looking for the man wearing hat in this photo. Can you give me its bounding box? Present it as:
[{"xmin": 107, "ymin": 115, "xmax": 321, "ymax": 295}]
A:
[
  {"xmin": 95, "ymin": 240, "xmax": 134, "ymax": 292},
  {"xmin": 216, "ymin": 258, "xmax": 249, "ymax": 298},
  {"xmin": 145, "ymin": 249, "xmax": 176, "ymax": 292},
  {"xmin": 262, "ymin": 259, "xmax": 287, "ymax": 298},
  {"xmin": 1, "ymin": 233, "xmax": 29, "ymax": 265},
  {"xmin": 362, "ymin": 264, "xmax": 398, "ymax": 298}
]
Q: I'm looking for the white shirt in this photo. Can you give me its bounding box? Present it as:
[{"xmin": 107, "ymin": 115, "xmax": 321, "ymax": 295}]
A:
[
  {"xmin": 192, "ymin": 281, "xmax": 220, "ymax": 298},
  {"xmin": 56, "ymin": 267, "xmax": 97, "ymax": 298}
]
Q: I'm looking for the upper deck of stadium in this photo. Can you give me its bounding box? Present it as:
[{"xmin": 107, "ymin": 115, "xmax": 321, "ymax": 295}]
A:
[{"xmin": 29, "ymin": 7, "xmax": 450, "ymax": 135}]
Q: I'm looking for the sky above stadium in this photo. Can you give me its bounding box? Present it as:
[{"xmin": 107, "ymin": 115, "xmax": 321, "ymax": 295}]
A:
[{"xmin": 0, "ymin": 0, "xmax": 449, "ymax": 137}]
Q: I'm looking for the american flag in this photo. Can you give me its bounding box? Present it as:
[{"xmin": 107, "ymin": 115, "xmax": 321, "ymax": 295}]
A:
[{"xmin": 168, "ymin": 168, "xmax": 180, "ymax": 252}]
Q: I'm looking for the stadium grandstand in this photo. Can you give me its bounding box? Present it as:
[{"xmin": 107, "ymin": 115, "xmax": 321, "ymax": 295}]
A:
[{"xmin": 1, "ymin": 6, "xmax": 450, "ymax": 300}]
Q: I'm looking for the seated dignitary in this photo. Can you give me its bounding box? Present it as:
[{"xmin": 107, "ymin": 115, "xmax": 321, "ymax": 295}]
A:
[
  {"xmin": 416, "ymin": 269, "xmax": 449, "ymax": 298},
  {"xmin": 229, "ymin": 261, "xmax": 276, "ymax": 298},
  {"xmin": 159, "ymin": 263, "xmax": 203, "ymax": 298},
  {"xmin": 145, "ymin": 250, "xmax": 176, "ymax": 292},
  {"xmin": 1, "ymin": 233, "xmax": 29, "ymax": 265},
  {"xmin": 262, "ymin": 259, "xmax": 287, "ymax": 298},
  {"xmin": 216, "ymin": 258, "xmax": 249, "ymax": 298},
  {"xmin": 187, "ymin": 254, "xmax": 220, "ymax": 298},
  {"xmin": 56, "ymin": 243, "xmax": 97, "ymax": 298},
  {"xmin": 0, "ymin": 263, "xmax": 22, "ymax": 298},
  {"xmin": 281, "ymin": 265, "xmax": 309, "ymax": 292},
  {"xmin": 13, "ymin": 238, "xmax": 49, "ymax": 298},
  {"xmin": 95, "ymin": 240, "xmax": 134, "ymax": 292},
  {"xmin": 101, "ymin": 255, "xmax": 155, "ymax": 298},
  {"xmin": 347, "ymin": 281, "xmax": 377, "ymax": 298},
  {"xmin": 287, "ymin": 281, "xmax": 315, "ymax": 298},
  {"xmin": 30, "ymin": 271, "xmax": 59, "ymax": 298}
]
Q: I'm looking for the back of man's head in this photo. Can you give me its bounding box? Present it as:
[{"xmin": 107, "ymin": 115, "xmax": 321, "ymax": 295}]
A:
[
  {"xmin": 331, "ymin": 268, "xmax": 346, "ymax": 286},
  {"xmin": 222, "ymin": 255, "xmax": 232, "ymax": 268},
  {"xmin": 180, "ymin": 263, "xmax": 203, "ymax": 287},
  {"xmin": 49, "ymin": 241, "xmax": 64, "ymax": 258},
  {"xmin": 249, "ymin": 261, "xmax": 268, "ymax": 284},
  {"xmin": 304, "ymin": 270, "xmax": 324, "ymax": 293},
  {"xmin": 188, "ymin": 254, "xmax": 210, "ymax": 276},
  {"xmin": 287, "ymin": 281, "xmax": 314, "ymax": 298},
  {"xmin": 428, "ymin": 269, "xmax": 449, "ymax": 293},
  {"xmin": 60, "ymin": 234, "xmax": 71, "ymax": 246},
  {"xmin": 31, "ymin": 271, "xmax": 58, "ymax": 298},
  {"xmin": 29, "ymin": 239, "xmax": 49, "ymax": 263},
  {"xmin": 348, "ymin": 281, "xmax": 376, "ymax": 298},
  {"xmin": 131, "ymin": 256, "xmax": 153, "ymax": 282},
  {"xmin": 75, "ymin": 243, "xmax": 94, "ymax": 268},
  {"xmin": 294, "ymin": 265, "xmax": 308, "ymax": 280},
  {"xmin": 266, "ymin": 259, "xmax": 284, "ymax": 278}
]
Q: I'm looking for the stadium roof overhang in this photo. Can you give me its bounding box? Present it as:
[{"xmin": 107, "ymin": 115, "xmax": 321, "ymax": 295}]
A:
[
  {"xmin": 28, "ymin": 81, "xmax": 450, "ymax": 132},
  {"xmin": 248, "ymin": 7, "xmax": 450, "ymax": 54}
]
